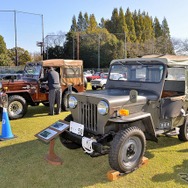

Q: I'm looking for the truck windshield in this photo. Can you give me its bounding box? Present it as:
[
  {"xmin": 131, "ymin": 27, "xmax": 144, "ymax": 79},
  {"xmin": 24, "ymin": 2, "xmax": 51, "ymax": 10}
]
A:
[
  {"xmin": 24, "ymin": 63, "xmax": 42, "ymax": 78},
  {"xmin": 109, "ymin": 63, "xmax": 164, "ymax": 83}
]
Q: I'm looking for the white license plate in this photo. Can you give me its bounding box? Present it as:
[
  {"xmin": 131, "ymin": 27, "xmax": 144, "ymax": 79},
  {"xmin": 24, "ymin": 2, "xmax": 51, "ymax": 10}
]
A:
[{"xmin": 70, "ymin": 121, "xmax": 84, "ymax": 136}]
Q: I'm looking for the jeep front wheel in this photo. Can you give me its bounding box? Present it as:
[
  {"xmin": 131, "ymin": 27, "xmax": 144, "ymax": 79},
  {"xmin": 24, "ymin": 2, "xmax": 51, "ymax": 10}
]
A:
[
  {"xmin": 8, "ymin": 95, "xmax": 28, "ymax": 120},
  {"xmin": 178, "ymin": 119, "xmax": 188, "ymax": 141},
  {"xmin": 109, "ymin": 126, "xmax": 146, "ymax": 173}
]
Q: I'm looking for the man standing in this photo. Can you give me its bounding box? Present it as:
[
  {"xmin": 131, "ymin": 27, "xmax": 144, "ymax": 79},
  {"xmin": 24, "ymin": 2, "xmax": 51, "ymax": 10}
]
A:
[{"xmin": 40, "ymin": 67, "xmax": 62, "ymax": 115}]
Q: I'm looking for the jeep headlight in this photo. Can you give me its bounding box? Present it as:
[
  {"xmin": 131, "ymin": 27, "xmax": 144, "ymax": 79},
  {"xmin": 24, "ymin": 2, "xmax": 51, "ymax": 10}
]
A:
[
  {"xmin": 68, "ymin": 96, "xmax": 78, "ymax": 109},
  {"xmin": 97, "ymin": 100, "xmax": 109, "ymax": 115}
]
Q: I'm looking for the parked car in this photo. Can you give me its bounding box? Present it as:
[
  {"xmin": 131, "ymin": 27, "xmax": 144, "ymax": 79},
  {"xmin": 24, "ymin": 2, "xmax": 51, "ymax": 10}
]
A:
[
  {"xmin": 86, "ymin": 72, "xmax": 101, "ymax": 82},
  {"xmin": 90, "ymin": 73, "xmax": 108, "ymax": 90},
  {"xmin": 0, "ymin": 59, "xmax": 86, "ymax": 119},
  {"xmin": 0, "ymin": 74, "xmax": 23, "ymax": 80},
  {"xmin": 59, "ymin": 56, "xmax": 188, "ymax": 174}
]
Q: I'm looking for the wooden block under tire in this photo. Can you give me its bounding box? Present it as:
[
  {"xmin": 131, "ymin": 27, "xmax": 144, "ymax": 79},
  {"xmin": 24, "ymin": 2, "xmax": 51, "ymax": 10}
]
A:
[
  {"xmin": 140, "ymin": 156, "xmax": 149, "ymax": 167},
  {"xmin": 107, "ymin": 157, "xmax": 149, "ymax": 181},
  {"xmin": 107, "ymin": 170, "xmax": 120, "ymax": 181}
]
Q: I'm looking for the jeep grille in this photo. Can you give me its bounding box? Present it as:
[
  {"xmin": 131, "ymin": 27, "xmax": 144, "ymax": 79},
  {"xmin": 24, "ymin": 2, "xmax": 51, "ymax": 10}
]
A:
[{"xmin": 80, "ymin": 102, "xmax": 98, "ymax": 132}]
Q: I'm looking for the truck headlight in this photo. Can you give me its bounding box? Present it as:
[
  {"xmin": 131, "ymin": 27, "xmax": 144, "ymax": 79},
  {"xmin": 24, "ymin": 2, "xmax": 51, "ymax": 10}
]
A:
[
  {"xmin": 68, "ymin": 96, "xmax": 78, "ymax": 109},
  {"xmin": 97, "ymin": 100, "xmax": 109, "ymax": 115}
]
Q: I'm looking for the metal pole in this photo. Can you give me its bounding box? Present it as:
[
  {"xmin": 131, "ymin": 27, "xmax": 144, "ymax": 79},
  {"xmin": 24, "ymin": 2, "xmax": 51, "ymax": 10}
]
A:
[
  {"xmin": 72, "ymin": 34, "xmax": 75, "ymax": 59},
  {"xmin": 14, "ymin": 10, "xmax": 18, "ymax": 66},
  {"xmin": 98, "ymin": 35, "xmax": 100, "ymax": 71},
  {"xmin": 77, "ymin": 32, "xmax": 79, "ymax": 60},
  {"xmin": 41, "ymin": 14, "xmax": 44, "ymax": 59}
]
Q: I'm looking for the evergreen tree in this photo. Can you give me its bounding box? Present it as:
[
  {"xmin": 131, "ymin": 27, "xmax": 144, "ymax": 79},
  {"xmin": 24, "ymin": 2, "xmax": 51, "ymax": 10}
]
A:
[
  {"xmin": 83, "ymin": 13, "xmax": 89, "ymax": 30},
  {"xmin": 153, "ymin": 17, "xmax": 162, "ymax": 38},
  {"xmin": 133, "ymin": 10, "xmax": 142, "ymax": 42},
  {"xmin": 110, "ymin": 8, "xmax": 119, "ymax": 33},
  {"xmin": 70, "ymin": 15, "xmax": 77, "ymax": 32},
  {"xmin": 87, "ymin": 14, "xmax": 98, "ymax": 32},
  {"xmin": 161, "ymin": 17, "xmax": 174, "ymax": 54},
  {"xmin": 125, "ymin": 8, "xmax": 136, "ymax": 42},
  {"xmin": 99, "ymin": 17, "xmax": 105, "ymax": 28},
  {"xmin": 117, "ymin": 7, "xmax": 128, "ymax": 41},
  {"xmin": 77, "ymin": 12, "xmax": 85, "ymax": 31}
]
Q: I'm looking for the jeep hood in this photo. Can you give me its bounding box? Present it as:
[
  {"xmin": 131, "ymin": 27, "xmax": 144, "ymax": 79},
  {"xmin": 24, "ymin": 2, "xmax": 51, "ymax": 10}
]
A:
[{"xmin": 72, "ymin": 89, "xmax": 158, "ymax": 107}]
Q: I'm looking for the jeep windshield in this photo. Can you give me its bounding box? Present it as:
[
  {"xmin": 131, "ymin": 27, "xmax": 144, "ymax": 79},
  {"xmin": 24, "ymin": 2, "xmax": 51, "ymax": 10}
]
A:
[
  {"xmin": 23, "ymin": 63, "xmax": 42, "ymax": 79},
  {"xmin": 109, "ymin": 62, "xmax": 165, "ymax": 83}
]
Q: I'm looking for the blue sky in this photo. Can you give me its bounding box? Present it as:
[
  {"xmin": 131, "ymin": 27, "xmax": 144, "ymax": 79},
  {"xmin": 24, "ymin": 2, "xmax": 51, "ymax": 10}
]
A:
[{"xmin": 0, "ymin": 0, "xmax": 188, "ymax": 53}]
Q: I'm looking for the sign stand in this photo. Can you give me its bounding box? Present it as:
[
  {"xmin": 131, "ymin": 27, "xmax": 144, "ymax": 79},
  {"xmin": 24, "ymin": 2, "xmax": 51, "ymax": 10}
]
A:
[
  {"xmin": 35, "ymin": 120, "xmax": 70, "ymax": 166},
  {"xmin": 45, "ymin": 139, "xmax": 63, "ymax": 166}
]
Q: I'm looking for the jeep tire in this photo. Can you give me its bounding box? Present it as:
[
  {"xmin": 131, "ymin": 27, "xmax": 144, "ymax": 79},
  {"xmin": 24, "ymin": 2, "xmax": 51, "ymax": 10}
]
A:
[
  {"xmin": 178, "ymin": 119, "xmax": 188, "ymax": 141},
  {"xmin": 59, "ymin": 114, "xmax": 81, "ymax": 149},
  {"xmin": 109, "ymin": 126, "xmax": 146, "ymax": 173},
  {"xmin": 8, "ymin": 95, "xmax": 28, "ymax": 120}
]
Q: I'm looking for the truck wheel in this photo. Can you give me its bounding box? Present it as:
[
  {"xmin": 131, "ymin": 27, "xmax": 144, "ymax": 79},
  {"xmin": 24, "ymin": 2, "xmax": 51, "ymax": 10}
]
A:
[
  {"xmin": 178, "ymin": 119, "xmax": 188, "ymax": 141},
  {"xmin": 109, "ymin": 126, "xmax": 146, "ymax": 173},
  {"xmin": 92, "ymin": 86, "xmax": 97, "ymax": 90},
  {"xmin": 42, "ymin": 102, "xmax": 49, "ymax": 106},
  {"xmin": 59, "ymin": 114, "xmax": 81, "ymax": 149},
  {"xmin": 101, "ymin": 85, "xmax": 106, "ymax": 90},
  {"xmin": 8, "ymin": 95, "xmax": 28, "ymax": 120}
]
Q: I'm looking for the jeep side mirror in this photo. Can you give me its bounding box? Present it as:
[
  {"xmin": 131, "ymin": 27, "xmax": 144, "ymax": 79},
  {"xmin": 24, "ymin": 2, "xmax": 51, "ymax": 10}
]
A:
[{"xmin": 129, "ymin": 90, "xmax": 138, "ymax": 103}]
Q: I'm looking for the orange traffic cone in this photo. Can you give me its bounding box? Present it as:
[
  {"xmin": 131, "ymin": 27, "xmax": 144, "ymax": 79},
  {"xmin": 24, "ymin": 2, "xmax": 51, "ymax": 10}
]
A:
[{"xmin": 0, "ymin": 107, "xmax": 16, "ymax": 140}]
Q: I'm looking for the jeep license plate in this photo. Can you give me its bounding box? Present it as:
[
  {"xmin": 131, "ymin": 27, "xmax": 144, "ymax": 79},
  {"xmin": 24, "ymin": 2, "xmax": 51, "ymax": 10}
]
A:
[{"xmin": 70, "ymin": 121, "xmax": 84, "ymax": 136}]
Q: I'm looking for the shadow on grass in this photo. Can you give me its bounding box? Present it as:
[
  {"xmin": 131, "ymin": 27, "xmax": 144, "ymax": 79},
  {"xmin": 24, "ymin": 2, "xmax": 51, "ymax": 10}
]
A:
[
  {"xmin": 152, "ymin": 159, "xmax": 188, "ymax": 185},
  {"xmin": 0, "ymin": 139, "xmax": 110, "ymax": 188},
  {"xmin": 24, "ymin": 105, "xmax": 50, "ymax": 118}
]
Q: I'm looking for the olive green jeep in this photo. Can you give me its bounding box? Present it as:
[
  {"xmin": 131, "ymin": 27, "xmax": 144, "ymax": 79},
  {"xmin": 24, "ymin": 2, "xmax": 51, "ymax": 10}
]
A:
[{"xmin": 59, "ymin": 55, "xmax": 188, "ymax": 173}]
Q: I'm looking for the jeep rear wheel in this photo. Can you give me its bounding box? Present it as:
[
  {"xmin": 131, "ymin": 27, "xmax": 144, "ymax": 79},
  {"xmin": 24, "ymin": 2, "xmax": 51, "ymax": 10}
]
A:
[
  {"xmin": 109, "ymin": 126, "xmax": 146, "ymax": 173},
  {"xmin": 8, "ymin": 95, "xmax": 28, "ymax": 120},
  {"xmin": 59, "ymin": 114, "xmax": 81, "ymax": 149},
  {"xmin": 178, "ymin": 119, "xmax": 188, "ymax": 141}
]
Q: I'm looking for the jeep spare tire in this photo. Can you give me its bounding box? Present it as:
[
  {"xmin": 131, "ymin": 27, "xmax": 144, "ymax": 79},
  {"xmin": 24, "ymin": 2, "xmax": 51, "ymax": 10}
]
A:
[
  {"xmin": 109, "ymin": 126, "xmax": 146, "ymax": 173},
  {"xmin": 8, "ymin": 95, "xmax": 28, "ymax": 120}
]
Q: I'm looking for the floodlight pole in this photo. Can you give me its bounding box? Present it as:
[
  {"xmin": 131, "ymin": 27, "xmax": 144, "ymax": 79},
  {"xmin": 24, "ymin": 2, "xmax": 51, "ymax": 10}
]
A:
[
  {"xmin": 0, "ymin": 10, "xmax": 44, "ymax": 63},
  {"xmin": 14, "ymin": 10, "xmax": 18, "ymax": 66}
]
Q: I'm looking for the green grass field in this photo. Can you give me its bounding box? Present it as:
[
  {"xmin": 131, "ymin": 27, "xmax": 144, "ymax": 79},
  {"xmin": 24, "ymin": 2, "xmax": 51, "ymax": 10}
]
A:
[{"xmin": 0, "ymin": 88, "xmax": 188, "ymax": 187}]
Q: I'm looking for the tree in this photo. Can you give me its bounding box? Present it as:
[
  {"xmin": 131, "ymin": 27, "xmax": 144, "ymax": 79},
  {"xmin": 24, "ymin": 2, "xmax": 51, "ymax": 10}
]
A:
[
  {"xmin": 8, "ymin": 47, "xmax": 32, "ymax": 65},
  {"xmin": 153, "ymin": 17, "xmax": 162, "ymax": 38},
  {"xmin": 83, "ymin": 13, "xmax": 89, "ymax": 30},
  {"xmin": 87, "ymin": 14, "xmax": 98, "ymax": 32},
  {"xmin": 125, "ymin": 8, "xmax": 136, "ymax": 42},
  {"xmin": 117, "ymin": 7, "xmax": 128, "ymax": 40},
  {"xmin": 70, "ymin": 15, "xmax": 77, "ymax": 32},
  {"xmin": 0, "ymin": 35, "xmax": 13, "ymax": 66},
  {"xmin": 0, "ymin": 35, "xmax": 7, "ymax": 54},
  {"xmin": 77, "ymin": 12, "xmax": 85, "ymax": 32},
  {"xmin": 161, "ymin": 17, "xmax": 174, "ymax": 54}
]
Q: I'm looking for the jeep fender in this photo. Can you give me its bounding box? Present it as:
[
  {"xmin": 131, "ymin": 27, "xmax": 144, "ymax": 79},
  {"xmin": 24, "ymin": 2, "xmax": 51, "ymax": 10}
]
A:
[{"xmin": 108, "ymin": 111, "xmax": 158, "ymax": 142}]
